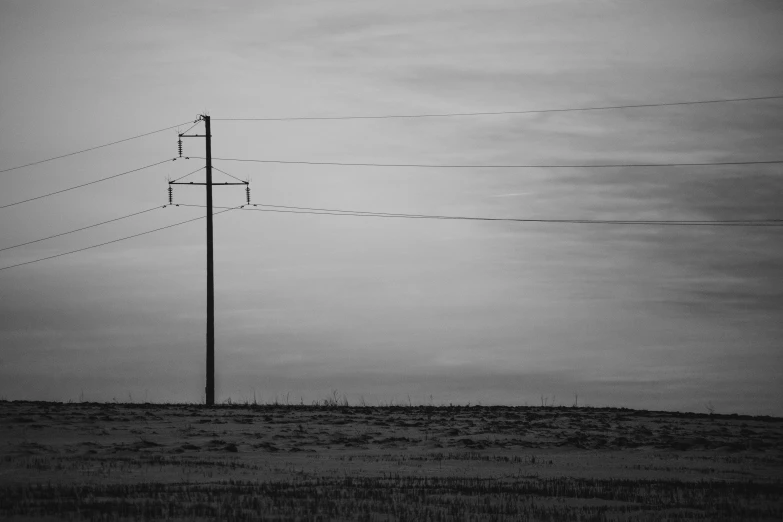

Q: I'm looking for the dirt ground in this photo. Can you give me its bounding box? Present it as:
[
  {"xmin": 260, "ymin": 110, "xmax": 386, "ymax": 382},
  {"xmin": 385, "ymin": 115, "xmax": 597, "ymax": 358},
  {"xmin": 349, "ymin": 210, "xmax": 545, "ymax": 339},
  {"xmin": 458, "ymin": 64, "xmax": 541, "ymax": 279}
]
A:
[{"xmin": 1, "ymin": 401, "xmax": 781, "ymax": 520}]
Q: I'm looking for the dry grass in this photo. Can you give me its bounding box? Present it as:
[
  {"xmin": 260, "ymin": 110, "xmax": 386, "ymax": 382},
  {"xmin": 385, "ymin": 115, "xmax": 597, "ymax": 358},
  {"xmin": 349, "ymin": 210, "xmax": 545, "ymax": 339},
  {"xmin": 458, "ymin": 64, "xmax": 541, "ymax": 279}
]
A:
[{"xmin": 1, "ymin": 400, "xmax": 781, "ymax": 520}]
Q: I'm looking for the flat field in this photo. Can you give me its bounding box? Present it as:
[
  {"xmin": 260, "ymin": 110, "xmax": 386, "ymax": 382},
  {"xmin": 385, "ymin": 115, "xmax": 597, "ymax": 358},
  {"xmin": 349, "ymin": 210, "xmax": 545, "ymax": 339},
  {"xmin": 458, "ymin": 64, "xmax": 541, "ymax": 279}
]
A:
[{"xmin": 0, "ymin": 401, "xmax": 781, "ymax": 521}]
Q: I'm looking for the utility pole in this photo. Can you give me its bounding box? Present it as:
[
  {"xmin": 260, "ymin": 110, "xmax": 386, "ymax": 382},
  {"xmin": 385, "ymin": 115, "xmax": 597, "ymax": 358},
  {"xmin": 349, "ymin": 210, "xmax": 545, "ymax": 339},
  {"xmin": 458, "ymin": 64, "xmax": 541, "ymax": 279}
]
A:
[
  {"xmin": 173, "ymin": 115, "xmax": 249, "ymax": 406},
  {"xmin": 204, "ymin": 115, "xmax": 214, "ymax": 407}
]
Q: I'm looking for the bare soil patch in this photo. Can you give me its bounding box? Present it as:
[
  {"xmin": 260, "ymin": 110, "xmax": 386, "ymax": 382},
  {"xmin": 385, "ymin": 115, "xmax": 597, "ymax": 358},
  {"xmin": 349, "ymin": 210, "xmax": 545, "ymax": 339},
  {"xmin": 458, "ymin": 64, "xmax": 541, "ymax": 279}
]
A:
[{"xmin": 1, "ymin": 401, "xmax": 781, "ymax": 520}]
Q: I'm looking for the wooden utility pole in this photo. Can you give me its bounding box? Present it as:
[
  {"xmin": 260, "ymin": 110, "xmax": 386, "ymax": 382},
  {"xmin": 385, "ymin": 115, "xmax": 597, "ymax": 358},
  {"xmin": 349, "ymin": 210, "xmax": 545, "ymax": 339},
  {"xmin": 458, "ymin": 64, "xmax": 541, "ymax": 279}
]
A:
[
  {"xmin": 204, "ymin": 115, "xmax": 215, "ymax": 406},
  {"xmin": 174, "ymin": 115, "xmax": 248, "ymax": 406}
]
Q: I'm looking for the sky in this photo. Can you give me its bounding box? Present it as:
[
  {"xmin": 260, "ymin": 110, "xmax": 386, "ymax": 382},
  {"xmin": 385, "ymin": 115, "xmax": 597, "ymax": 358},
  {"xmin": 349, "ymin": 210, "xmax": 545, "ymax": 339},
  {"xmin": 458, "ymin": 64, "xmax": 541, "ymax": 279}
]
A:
[{"xmin": 0, "ymin": 0, "xmax": 781, "ymax": 415}]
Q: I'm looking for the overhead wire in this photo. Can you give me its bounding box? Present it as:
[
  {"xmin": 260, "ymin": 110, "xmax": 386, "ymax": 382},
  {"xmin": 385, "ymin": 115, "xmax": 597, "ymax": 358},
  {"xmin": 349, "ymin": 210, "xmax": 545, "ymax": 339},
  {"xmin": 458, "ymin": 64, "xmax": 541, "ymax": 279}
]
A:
[
  {"xmin": 0, "ymin": 206, "xmax": 164, "ymax": 252},
  {"xmin": 2, "ymin": 196, "xmax": 778, "ymax": 272},
  {"xmin": 212, "ymin": 166, "xmax": 247, "ymax": 183},
  {"xmin": 196, "ymin": 156, "xmax": 783, "ymax": 169},
  {"xmin": 212, "ymin": 95, "xmax": 783, "ymax": 121},
  {"xmin": 3, "ymin": 95, "xmax": 779, "ymax": 173},
  {"xmin": 175, "ymin": 203, "xmax": 783, "ymax": 227},
  {"xmin": 178, "ymin": 120, "xmax": 202, "ymax": 136},
  {"xmin": 251, "ymin": 202, "xmax": 783, "ymax": 224},
  {"xmin": 170, "ymin": 165, "xmax": 205, "ymax": 183},
  {"xmin": 0, "ymin": 120, "xmax": 196, "ymax": 174},
  {"xmin": 0, "ymin": 206, "xmax": 240, "ymax": 272},
  {"xmin": 4, "ymin": 93, "xmax": 781, "ymax": 271},
  {"xmin": 0, "ymin": 158, "xmax": 177, "ymax": 210}
]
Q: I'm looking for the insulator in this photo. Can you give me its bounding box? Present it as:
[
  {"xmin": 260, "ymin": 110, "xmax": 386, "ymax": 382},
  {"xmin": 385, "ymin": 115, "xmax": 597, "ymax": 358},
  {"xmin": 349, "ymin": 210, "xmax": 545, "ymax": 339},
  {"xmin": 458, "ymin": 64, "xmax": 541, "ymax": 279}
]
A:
[
  {"xmin": 168, "ymin": 186, "xmax": 173, "ymax": 204},
  {"xmin": 178, "ymin": 138, "xmax": 183, "ymax": 158},
  {"xmin": 246, "ymin": 185, "xmax": 251, "ymax": 205}
]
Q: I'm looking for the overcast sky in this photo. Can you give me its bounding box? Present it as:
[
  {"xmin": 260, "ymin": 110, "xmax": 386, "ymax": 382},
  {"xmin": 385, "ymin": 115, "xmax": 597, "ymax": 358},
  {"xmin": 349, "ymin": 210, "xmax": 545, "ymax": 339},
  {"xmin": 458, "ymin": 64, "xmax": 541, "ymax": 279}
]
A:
[{"xmin": 1, "ymin": 0, "xmax": 781, "ymax": 415}]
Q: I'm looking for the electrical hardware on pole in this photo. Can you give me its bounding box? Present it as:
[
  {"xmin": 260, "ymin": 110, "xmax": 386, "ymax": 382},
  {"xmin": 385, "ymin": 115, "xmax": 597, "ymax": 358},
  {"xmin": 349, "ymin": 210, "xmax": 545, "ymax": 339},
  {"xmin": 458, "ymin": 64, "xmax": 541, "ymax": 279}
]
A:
[{"xmin": 172, "ymin": 115, "xmax": 249, "ymax": 406}]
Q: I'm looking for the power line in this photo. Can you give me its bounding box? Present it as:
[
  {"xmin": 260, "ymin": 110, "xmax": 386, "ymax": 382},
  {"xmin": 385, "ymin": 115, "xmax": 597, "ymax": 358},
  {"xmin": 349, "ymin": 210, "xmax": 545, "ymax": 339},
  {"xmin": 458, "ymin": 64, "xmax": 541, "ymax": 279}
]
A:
[
  {"xmin": 170, "ymin": 165, "xmax": 205, "ymax": 183},
  {"xmin": 212, "ymin": 166, "xmax": 247, "ymax": 183},
  {"xmin": 0, "ymin": 206, "xmax": 239, "ymax": 272},
  {"xmin": 176, "ymin": 203, "xmax": 783, "ymax": 227},
  {"xmin": 2, "ymin": 199, "xmax": 778, "ymax": 273},
  {"xmin": 242, "ymin": 208, "xmax": 783, "ymax": 226},
  {"xmin": 253, "ymin": 203, "xmax": 783, "ymax": 224},
  {"xmin": 0, "ymin": 120, "xmax": 195, "ymax": 174},
  {"xmin": 213, "ymin": 95, "xmax": 783, "ymax": 122},
  {"xmin": 202, "ymin": 156, "xmax": 783, "ymax": 169},
  {"xmin": 178, "ymin": 120, "xmax": 202, "ymax": 136},
  {"xmin": 0, "ymin": 206, "xmax": 164, "ymax": 252},
  {"xmin": 0, "ymin": 158, "xmax": 176, "ymax": 210}
]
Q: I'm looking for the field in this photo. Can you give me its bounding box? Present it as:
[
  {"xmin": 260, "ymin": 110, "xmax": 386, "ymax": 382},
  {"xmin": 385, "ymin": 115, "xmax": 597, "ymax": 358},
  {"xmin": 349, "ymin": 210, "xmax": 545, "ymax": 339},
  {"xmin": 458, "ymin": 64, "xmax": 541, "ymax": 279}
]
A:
[{"xmin": 1, "ymin": 401, "xmax": 781, "ymax": 521}]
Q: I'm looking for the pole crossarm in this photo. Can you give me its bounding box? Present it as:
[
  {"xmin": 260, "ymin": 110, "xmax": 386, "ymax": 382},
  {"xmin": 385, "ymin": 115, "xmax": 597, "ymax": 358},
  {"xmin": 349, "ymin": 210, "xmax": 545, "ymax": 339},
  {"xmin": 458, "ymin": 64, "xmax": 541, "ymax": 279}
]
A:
[
  {"xmin": 180, "ymin": 134, "xmax": 210, "ymax": 138},
  {"xmin": 170, "ymin": 181, "xmax": 248, "ymax": 185}
]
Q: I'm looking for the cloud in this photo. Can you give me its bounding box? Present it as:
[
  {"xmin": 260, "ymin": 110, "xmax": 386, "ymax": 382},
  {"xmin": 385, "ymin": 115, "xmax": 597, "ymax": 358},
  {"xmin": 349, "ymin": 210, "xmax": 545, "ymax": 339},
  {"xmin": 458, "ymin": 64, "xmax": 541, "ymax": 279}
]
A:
[{"xmin": 1, "ymin": 0, "xmax": 781, "ymax": 416}]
